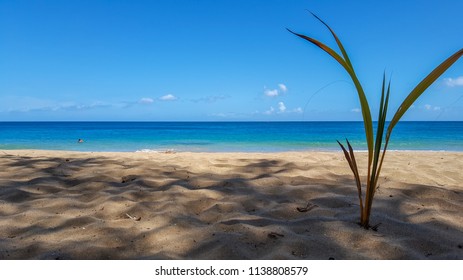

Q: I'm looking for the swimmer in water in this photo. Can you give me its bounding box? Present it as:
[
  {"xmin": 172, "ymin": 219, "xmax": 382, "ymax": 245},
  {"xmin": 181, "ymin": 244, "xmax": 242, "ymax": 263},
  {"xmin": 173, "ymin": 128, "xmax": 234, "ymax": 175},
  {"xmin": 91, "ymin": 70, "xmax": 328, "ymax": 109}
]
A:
[{"xmin": 78, "ymin": 139, "xmax": 84, "ymax": 143}]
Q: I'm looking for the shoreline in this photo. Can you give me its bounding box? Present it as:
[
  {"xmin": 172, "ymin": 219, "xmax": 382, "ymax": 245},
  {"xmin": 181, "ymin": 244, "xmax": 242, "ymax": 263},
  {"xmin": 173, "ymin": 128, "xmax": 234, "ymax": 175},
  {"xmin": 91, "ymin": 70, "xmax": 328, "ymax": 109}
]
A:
[
  {"xmin": 3, "ymin": 148, "xmax": 463, "ymax": 155},
  {"xmin": 1, "ymin": 149, "xmax": 462, "ymax": 259}
]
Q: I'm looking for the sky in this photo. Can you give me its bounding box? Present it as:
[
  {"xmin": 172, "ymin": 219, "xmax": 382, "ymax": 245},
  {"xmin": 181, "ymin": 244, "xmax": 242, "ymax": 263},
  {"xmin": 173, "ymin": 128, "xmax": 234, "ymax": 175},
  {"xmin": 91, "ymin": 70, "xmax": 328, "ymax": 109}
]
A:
[{"xmin": 1, "ymin": 0, "xmax": 462, "ymax": 121}]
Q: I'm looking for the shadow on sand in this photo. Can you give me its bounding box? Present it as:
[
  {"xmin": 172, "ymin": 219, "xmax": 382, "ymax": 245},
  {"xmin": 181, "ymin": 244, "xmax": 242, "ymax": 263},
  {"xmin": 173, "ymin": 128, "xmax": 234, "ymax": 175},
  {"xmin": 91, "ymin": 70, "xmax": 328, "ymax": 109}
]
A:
[{"xmin": 0, "ymin": 152, "xmax": 462, "ymax": 259}]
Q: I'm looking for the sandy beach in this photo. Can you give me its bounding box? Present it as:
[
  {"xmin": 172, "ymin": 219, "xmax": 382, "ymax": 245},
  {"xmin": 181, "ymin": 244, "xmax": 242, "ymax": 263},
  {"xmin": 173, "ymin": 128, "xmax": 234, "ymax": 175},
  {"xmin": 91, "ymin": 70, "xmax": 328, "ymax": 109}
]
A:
[{"xmin": 0, "ymin": 149, "xmax": 462, "ymax": 259}]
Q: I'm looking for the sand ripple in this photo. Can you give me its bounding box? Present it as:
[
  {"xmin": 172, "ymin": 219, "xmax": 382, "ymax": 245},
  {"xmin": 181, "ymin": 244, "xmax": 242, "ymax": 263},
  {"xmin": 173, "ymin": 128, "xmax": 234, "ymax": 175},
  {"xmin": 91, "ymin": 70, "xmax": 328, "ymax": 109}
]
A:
[{"xmin": 0, "ymin": 150, "xmax": 462, "ymax": 259}]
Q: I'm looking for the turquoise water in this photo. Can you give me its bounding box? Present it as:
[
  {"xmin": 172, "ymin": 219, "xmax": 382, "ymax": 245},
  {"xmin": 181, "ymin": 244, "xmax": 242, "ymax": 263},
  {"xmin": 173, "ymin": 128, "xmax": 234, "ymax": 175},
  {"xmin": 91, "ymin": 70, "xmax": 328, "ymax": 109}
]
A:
[{"xmin": 0, "ymin": 121, "xmax": 462, "ymax": 152}]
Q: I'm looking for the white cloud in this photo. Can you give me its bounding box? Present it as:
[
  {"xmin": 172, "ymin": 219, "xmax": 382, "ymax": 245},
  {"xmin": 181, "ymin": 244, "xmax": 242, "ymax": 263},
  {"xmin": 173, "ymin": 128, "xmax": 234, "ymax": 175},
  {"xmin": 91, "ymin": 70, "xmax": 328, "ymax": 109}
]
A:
[
  {"xmin": 264, "ymin": 89, "xmax": 279, "ymax": 97},
  {"xmin": 190, "ymin": 95, "xmax": 229, "ymax": 103},
  {"xmin": 424, "ymin": 104, "xmax": 441, "ymax": 111},
  {"xmin": 292, "ymin": 107, "xmax": 303, "ymax": 113},
  {"xmin": 264, "ymin": 106, "xmax": 275, "ymax": 115},
  {"xmin": 278, "ymin": 102, "xmax": 286, "ymax": 113},
  {"xmin": 264, "ymin": 83, "xmax": 288, "ymax": 97},
  {"xmin": 160, "ymin": 94, "xmax": 177, "ymax": 101},
  {"xmin": 1, "ymin": 99, "xmax": 114, "ymax": 113},
  {"xmin": 351, "ymin": 108, "xmax": 361, "ymax": 113},
  {"xmin": 211, "ymin": 113, "xmax": 227, "ymax": 118},
  {"xmin": 210, "ymin": 112, "xmax": 247, "ymax": 119},
  {"xmin": 444, "ymin": 76, "xmax": 463, "ymax": 87},
  {"xmin": 139, "ymin": 97, "xmax": 154, "ymax": 104},
  {"xmin": 411, "ymin": 104, "xmax": 444, "ymax": 111},
  {"xmin": 262, "ymin": 103, "xmax": 302, "ymax": 115}
]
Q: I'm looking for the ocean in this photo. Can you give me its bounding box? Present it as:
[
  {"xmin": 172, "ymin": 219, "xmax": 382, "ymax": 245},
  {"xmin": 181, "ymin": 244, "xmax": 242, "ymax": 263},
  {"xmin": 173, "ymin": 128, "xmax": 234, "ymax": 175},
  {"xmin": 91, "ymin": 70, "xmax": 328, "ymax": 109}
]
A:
[{"xmin": 0, "ymin": 121, "xmax": 462, "ymax": 152}]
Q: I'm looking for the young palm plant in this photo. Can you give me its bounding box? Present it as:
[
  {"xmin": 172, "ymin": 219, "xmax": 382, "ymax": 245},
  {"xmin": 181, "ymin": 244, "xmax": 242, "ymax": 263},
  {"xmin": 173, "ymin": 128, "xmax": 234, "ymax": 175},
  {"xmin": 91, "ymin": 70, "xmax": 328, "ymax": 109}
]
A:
[{"xmin": 288, "ymin": 12, "xmax": 463, "ymax": 229}]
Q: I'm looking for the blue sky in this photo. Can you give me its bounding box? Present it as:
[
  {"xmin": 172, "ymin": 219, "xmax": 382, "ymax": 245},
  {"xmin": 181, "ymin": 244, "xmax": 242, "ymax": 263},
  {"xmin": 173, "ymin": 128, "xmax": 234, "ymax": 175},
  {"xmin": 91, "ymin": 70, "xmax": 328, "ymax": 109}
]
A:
[{"xmin": 1, "ymin": 0, "xmax": 462, "ymax": 121}]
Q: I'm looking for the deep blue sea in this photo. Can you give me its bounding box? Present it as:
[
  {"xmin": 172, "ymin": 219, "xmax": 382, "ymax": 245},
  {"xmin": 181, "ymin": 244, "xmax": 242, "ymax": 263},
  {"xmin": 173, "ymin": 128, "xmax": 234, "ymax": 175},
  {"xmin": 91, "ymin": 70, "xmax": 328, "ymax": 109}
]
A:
[{"xmin": 0, "ymin": 121, "xmax": 462, "ymax": 152}]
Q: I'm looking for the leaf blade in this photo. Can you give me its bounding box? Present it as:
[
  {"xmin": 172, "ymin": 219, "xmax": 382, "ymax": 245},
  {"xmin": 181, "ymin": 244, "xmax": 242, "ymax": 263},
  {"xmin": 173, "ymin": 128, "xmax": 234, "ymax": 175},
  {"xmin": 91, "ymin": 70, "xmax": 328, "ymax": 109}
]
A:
[
  {"xmin": 369, "ymin": 75, "xmax": 391, "ymax": 209},
  {"xmin": 287, "ymin": 27, "xmax": 374, "ymax": 167},
  {"xmin": 338, "ymin": 140, "xmax": 364, "ymax": 217},
  {"xmin": 308, "ymin": 11, "xmax": 354, "ymax": 70},
  {"xmin": 388, "ymin": 48, "xmax": 463, "ymax": 135},
  {"xmin": 286, "ymin": 28, "xmax": 349, "ymax": 71}
]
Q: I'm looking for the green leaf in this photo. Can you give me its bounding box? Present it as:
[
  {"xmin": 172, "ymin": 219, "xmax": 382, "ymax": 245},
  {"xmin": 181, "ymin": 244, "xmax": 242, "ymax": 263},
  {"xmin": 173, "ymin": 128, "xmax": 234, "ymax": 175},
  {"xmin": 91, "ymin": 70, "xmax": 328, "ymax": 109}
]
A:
[
  {"xmin": 307, "ymin": 11, "xmax": 354, "ymax": 70},
  {"xmin": 287, "ymin": 18, "xmax": 374, "ymax": 167},
  {"xmin": 368, "ymin": 74, "xmax": 391, "ymax": 209},
  {"xmin": 388, "ymin": 48, "xmax": 463, "ymax": 136},
  {"xmin": 338, "ymin": 139, "xmax": 364, "ymax": 216},
  {"xmin": 371, "ymin": 75, "xmax": 390, "ymax": 177},
  {"xmin": 286, "ymin": 28, "xmax": 349, "ymax": 71}
]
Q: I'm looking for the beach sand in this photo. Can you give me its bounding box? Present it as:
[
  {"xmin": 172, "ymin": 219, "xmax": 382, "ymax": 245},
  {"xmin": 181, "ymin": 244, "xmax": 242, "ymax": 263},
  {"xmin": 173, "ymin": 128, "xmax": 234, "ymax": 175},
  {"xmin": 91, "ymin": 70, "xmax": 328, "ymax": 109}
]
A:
[{"xmin": 0, "ymin": 150, "xmax": 462, "ymax": 259}]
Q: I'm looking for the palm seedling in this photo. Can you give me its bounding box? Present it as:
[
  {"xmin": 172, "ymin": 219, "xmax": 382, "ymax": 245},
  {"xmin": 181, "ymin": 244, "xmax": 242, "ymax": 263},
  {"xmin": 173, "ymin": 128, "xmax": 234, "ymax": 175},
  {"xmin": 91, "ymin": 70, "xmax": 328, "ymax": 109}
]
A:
[{"xmin": 288, "ymin": 12, "xmax": 463, "ymax": 229}]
